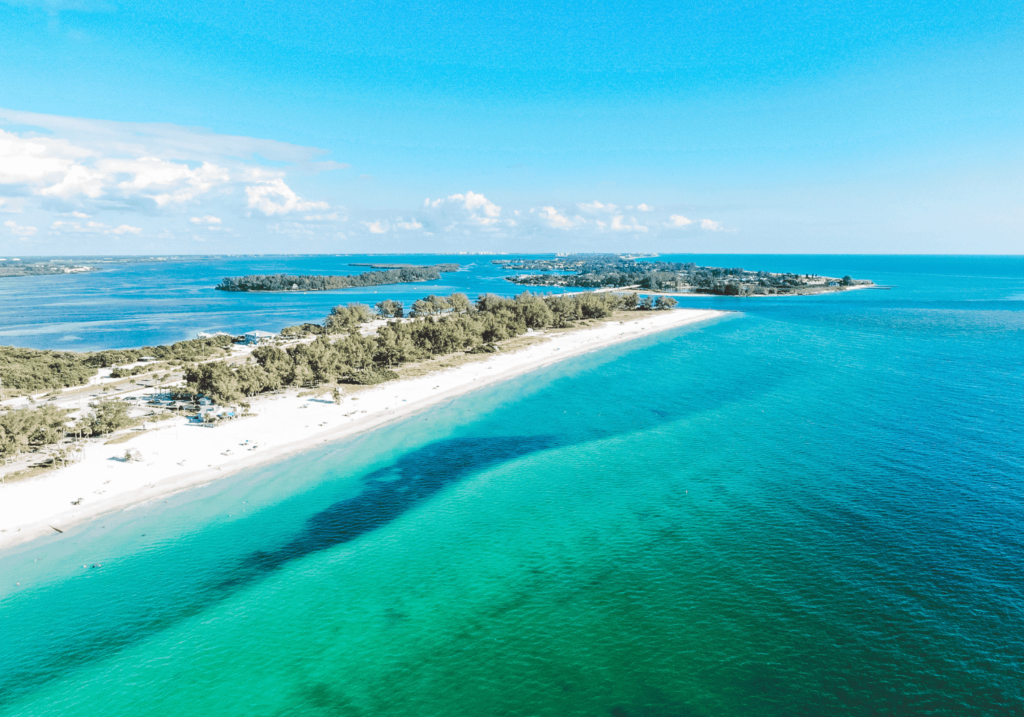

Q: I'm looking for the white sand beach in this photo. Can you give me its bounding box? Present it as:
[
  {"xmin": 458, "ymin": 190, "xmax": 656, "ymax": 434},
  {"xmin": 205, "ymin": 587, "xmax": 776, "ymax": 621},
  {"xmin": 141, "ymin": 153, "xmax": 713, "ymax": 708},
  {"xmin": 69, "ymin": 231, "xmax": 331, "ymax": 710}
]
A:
[{"xmin": 0, "ymin": 309, "xmax": 722, "ymax": 551}]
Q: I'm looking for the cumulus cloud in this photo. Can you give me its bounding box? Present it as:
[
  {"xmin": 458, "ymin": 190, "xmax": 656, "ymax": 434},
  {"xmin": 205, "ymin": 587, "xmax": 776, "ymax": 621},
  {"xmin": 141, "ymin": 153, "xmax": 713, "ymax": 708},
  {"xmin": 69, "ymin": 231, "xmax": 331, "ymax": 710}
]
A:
[
  {"xmin": 667, "ymin": 214, "xmax": 693, "ymax": 227},
  {"xmin": 636, "ymin": 203, "xmax": 653, "ymax": 212},
  {"xmin": 425, "ymin": 191, "xmax": 508, "ymax": 229},
  {"xmin": 578, "ymin": 200, "xmax": 618, "ymax": 213},
  {"xmin": 50, "ymin": 220, "xmax": 142, "ymax": 235},
  {"xmin": 700, "ymin": 218, "xmax": 723, "ymax": 231},
  {"xmin": 358, "ymin": 218, "xmax": 421, "ymax": 234},
  {"xmin": 610, "ymin": 215, "xmax": 649, "ymax": 232},
  {"xmin": 537, "ymin": 206, "xmax": 579, "ymax": 229},
  {"xmin": 246, "ymin": 179, "xmax": 329, "ymax": 216},
  {"xmin": 0, "ymin": 127, "xmax": 238, "ymax": 207},
  {"xmin": 4, "ymin": 220, "xmax": 37, "ymax": 237},
  {"xmin": 0, "ymin": 108, "xmax": 336, "ymax": 220},
  {"xmin": 190, "ymin": 215, "xmax": 222, "ymax": 225}
]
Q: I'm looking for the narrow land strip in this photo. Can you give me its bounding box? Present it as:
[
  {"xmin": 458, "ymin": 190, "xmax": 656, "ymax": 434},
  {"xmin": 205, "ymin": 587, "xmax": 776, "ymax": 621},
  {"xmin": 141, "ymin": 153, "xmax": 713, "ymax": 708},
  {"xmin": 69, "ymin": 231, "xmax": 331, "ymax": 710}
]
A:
[{"xmin": 0, "ymin": 309, "xmax": 723, "ymax": 551}]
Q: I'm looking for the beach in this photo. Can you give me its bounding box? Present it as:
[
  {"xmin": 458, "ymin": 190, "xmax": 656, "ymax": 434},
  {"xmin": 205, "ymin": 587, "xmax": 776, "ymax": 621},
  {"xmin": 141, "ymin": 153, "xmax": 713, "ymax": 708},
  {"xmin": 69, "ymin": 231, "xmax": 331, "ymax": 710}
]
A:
[{"xmin": 0, "ymin": 308, "xmax": 722, "ymax": 551}]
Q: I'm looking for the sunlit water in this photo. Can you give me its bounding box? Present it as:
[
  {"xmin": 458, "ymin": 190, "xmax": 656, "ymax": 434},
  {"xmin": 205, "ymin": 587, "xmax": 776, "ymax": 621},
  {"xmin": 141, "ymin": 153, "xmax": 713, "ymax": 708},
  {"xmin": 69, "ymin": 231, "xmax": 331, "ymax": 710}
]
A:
[
  {"xmin": 1, "ymin": 256, "xmax": 1022, "ymax": 716},
  {"xmin": 0, "ymin": 254, "xmax": 541, "ymax": 351}
]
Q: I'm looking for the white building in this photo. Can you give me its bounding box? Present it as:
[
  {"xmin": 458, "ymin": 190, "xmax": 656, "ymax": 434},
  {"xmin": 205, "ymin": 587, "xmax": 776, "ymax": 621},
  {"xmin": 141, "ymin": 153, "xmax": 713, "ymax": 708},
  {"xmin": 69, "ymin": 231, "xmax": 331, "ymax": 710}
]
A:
[{"xmin": 242, "ymin": 330, "xmax": 278, "ymax": 345}]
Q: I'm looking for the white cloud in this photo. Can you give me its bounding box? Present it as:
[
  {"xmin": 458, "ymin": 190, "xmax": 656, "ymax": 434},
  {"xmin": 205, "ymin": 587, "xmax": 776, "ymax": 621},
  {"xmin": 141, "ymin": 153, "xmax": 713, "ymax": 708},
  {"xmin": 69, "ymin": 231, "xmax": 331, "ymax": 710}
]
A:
[
  {"xmin": 579, "ymin": 200, "xmax": 618, "ymax": 213},
  {"xmin": 246, "ymin": 179, "xmax": 328, "ymax": 216},
  {"xmin": 426, "ymin": 190, "xmax": 507, "ymax": 228},
  {"xmin": 610, "ymin": 215, "xmax": 648, "ymax": 232},
  {"xmin": 0, "ymin": 107, "xmax": 342, "ymax": 170},
  {"xmin": 50, "ymin": 220, "xmax": 142, "ymax": 235},
  {"xmin": 303, "ymin": 212, "xmax": 339, "ymax": 221},
  {"xmin": 0, "ymin": 127, "xmax": 238, "ymax": 206},
  {"xmin": 538, "ymin": 206, "xmax": 578, "ymax": 229},
  {"xmin": 0, "ymin": 108, "xmax": 338, "ymax": 219},
  {"xmin": 190, "ymin": 215, "xmax": 222, "ymax": 225},
  {"xmin": 395, "ymin": 219, "xmax": 423, "ymax": 230},
  {"xmin": 4, "ymin": 220, "xmax": 37, "ymax": 237},
  {"xmin": 700, "ymin": 218, "xmax": 723, "ymax": 231},
  {"xmin": 636, "ymin": 203, "xmax": 653, "ymax": 212},
  {"xmin": 667, "ymin": 214, "xmax": 693, "ymax": 227},
  {"xmin": 363, "ymin": 220, "xmax": 388, "ymax": 234}
]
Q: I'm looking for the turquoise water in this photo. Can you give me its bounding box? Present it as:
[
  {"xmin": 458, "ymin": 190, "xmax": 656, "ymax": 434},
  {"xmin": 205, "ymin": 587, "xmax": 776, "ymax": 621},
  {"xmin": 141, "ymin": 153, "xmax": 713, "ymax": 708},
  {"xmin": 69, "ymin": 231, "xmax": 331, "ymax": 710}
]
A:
[{"xmin": 1, "ymin": 256, "xmax": 1023, "ymax": 715}]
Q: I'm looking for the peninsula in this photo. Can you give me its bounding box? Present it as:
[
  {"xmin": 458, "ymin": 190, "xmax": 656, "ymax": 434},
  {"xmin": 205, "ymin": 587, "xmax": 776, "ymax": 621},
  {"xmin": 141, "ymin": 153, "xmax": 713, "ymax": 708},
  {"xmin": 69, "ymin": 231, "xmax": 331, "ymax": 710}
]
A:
[
  {"xmin": 497, "ymin": 255, "xmax": 874, "ymax": 296},
  {"xmin": 0, "ymin": 296, "xmax": 723, "ymax": 549}
]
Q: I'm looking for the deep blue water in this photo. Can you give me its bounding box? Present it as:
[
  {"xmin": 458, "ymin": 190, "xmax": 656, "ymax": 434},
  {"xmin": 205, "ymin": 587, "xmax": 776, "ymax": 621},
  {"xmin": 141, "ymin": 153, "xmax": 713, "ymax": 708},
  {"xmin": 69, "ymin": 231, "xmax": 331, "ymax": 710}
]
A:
[{"xmin": 0, "ymin": 255, "xmax": 1022, "ymax": 716}]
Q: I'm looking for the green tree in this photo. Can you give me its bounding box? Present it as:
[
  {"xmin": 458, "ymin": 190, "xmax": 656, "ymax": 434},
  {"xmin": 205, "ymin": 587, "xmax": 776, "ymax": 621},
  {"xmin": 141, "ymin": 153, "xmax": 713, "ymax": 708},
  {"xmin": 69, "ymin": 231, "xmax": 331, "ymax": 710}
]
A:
[
  {"xmin": 446, "ymin": 293, "xmax": 472, "ymax": 314},
  {"xmin": 325, "ymin": 303, "xmax": 373, "ymax": 334},
  {"xmin": 236, "ymin": 364, "xmax": 270, "ymax": 396},
  {"xmin": 87, "ymin": 400, "xmax": 131, "ymax": 436},
  {"xmin": 375, "ymin": 299, "xmax": 404, "ymax": 318},
  {"xmin": 290, "ymin": 362, "xmax": 314, "ymax": 388},
  {"xmin": 654, "ymin": 296, "xmax": 678, "ymax": 310},
  {"xmin": 514, "ymin": 292, "xmax": 554, "ymax": 328}
]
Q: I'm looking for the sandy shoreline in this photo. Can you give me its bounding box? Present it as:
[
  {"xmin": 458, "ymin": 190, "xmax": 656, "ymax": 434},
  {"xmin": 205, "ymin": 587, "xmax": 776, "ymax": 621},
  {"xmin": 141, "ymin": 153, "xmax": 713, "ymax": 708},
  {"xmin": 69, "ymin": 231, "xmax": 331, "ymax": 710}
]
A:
[{"xmin": 0, "ymin": 309, "xmax": 723, "ymax": 552}]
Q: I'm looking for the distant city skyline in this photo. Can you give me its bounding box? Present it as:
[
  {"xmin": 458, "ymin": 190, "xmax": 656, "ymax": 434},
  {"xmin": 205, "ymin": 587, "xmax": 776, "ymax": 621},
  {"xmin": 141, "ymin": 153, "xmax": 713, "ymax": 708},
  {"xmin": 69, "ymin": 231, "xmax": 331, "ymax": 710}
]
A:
[{"xmin": 1, "ymin": 0, "xmax": 1021, "ymax": 255}]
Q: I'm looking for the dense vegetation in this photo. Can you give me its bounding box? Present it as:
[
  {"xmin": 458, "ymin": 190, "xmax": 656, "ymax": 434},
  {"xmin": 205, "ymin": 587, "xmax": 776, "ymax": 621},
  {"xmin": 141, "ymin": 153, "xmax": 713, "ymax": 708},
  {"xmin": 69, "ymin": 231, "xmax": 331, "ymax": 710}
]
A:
[
  {"xmin": 183, "ymin": 291, "xmax": 672, "ymax": 404},
  {"xmin": 0, "ymin": 288, "xmax": 676, "ymax": 468},
  {"xmin": 0, "ymin": 336, "xmax": 234, "ymax": 396},
  {"xmin": 497, "ymin": 256, "xmax": 871, "ymax": 295},
  {"xmin": 215, "ymin": 264, "xmax": 459, "ymax": 292},
  {"xmin": 0, "ymin": 405, "xmax": 71, "ymax": 461},
  {"xmin": 0, "ymin": 399, "xmax": 132, "ymax": 465},
  {"xmin": 0, "ymin": 348, "xmax": 97, "ymax": 395}
]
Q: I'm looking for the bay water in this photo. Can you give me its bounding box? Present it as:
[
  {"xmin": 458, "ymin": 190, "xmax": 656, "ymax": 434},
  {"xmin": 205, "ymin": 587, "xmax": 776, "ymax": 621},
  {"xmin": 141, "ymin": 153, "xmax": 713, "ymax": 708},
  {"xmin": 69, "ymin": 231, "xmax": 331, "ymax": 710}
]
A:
[{"xmin": 0, "ymin": 256, "xmax": 1022, "ymax": 715}]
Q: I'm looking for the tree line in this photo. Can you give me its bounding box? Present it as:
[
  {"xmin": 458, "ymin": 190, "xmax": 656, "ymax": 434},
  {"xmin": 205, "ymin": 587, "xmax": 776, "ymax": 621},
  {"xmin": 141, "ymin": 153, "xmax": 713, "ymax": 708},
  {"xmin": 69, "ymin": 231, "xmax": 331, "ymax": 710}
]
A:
[
  {"xmin": 0, "ymin": 336, "xmax": 234, "ymax": 396},
  {"xmin": 184, "ymin": 291, "xmax": 677, "ymax": 404},
  {"xmin": 0, "ymin": 400, "xmax": 132, "ymax": 467},
  {"xmin": 1, "ymin": 289, "xmax": 678, "ymax": 468},
  {"xmin": 214, "ymin": 264, "xmax": 459, "ymax": 292}
]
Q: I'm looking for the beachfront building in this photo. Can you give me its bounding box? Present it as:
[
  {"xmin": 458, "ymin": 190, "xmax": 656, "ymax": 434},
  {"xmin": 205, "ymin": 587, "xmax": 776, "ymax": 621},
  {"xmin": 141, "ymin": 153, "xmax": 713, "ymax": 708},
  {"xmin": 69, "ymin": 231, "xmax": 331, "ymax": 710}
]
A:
[{"xmin": 242, "ymin": 330, "xmax": 278, "ymax": 345}]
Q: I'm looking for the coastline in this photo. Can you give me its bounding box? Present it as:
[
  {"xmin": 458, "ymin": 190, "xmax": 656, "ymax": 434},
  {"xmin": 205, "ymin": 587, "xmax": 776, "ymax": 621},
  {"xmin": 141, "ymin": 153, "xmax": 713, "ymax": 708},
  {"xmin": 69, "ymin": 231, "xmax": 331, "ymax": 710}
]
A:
[{"xmin": 0, "ymin": 308, "xmax": 724, "ymax": 552}]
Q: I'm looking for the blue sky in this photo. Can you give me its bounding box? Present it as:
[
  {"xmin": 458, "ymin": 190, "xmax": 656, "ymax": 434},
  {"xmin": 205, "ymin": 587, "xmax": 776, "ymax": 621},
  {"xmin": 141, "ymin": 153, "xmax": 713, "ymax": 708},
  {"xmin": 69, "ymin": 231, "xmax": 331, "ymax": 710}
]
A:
[{"xmin": 0, "ymin": 0, "xmax": 1021, "ymax": 254}]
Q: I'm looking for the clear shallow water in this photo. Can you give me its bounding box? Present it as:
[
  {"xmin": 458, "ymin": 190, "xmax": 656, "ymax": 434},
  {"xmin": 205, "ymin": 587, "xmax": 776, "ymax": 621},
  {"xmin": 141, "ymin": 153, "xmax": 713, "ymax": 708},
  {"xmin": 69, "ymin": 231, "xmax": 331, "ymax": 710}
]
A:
[{"xmin": 1, "ymin": 256, "xmax": 1023, "ymax": 716}]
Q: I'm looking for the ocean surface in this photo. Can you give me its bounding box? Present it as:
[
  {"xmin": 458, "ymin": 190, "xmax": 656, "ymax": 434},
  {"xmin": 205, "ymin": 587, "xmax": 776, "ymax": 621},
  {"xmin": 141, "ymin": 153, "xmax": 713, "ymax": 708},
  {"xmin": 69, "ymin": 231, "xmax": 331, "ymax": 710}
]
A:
[
  {"xmin": 0, "ymin": 254, "xmax": 553, "ymax": 351},
  {"xmin": 1, "ymin": 255, "xmax": 1022, "ymax": 716}
]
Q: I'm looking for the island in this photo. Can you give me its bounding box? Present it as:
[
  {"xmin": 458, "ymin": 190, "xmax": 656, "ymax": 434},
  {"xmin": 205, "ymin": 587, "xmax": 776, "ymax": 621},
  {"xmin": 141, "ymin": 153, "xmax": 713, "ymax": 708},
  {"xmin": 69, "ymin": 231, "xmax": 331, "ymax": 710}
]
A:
[
  {"xmin": 215, "ymin": 264, "xmax": 460, "ymax": 292},
  {"xmin": 496, "ymin": 255, "xmax": 874, "ymax": 295}
]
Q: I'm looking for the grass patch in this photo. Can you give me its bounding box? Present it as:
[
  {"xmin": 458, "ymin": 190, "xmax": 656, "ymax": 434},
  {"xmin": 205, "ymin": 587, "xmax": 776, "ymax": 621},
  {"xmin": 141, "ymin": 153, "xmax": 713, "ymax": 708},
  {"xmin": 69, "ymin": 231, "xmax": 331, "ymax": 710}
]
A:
[
  {"xmin": 393, "ymin": 333, "xmax": 550, "ymax": 380},
  {"xmin": 104, "ymin": 430, "xmax": 151, "ymax": 445},
  {"xmin": 1, "ymin": 460, "xmax": 60, "ymax": 484}
]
